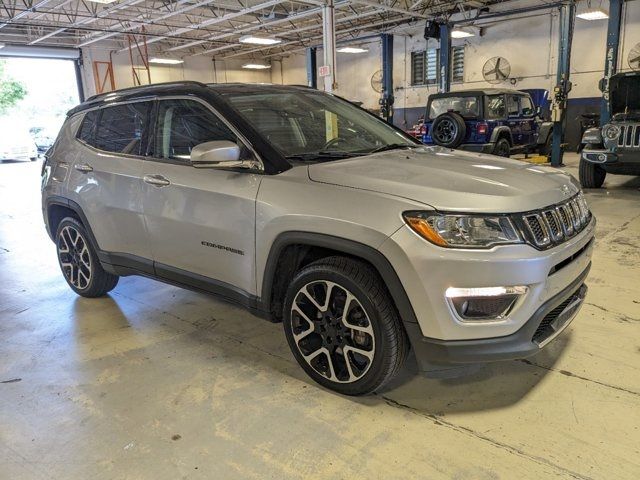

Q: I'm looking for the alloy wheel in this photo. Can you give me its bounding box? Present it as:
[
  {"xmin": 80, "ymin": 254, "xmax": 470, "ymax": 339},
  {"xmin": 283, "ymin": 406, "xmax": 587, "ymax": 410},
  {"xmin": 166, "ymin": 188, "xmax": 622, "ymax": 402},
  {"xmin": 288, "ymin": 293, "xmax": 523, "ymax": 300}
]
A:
[
  {"xmin": 289, "ymin": 280, "xmax": 375, "ymax": 383},
  {"xmin": 57, "ymin": 225, "xmax": 92, "ymax": 290}
]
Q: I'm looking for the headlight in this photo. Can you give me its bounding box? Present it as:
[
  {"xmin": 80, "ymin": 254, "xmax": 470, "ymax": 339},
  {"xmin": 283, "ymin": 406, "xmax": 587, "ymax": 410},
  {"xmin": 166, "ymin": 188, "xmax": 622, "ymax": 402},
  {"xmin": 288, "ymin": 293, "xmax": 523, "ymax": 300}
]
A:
[
  {"xmin": 602, "ymin": 124, "xmax": 620, "ymax": 141},
  {"xmin": 403, "ymin": 212, "xmax": 522, "ymax": 248}
]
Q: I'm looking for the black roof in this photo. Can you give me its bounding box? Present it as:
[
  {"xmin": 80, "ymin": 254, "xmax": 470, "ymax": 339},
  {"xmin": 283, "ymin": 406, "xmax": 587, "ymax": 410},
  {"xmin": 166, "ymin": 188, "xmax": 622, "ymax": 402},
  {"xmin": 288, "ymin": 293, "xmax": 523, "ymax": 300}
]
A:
[
  {"xmin": 68, "ymin": 81, "xmax": 314, "ymax": 116},
  {"xmin": 428, "ymin": 88, "xmax": 529, "ymax": 98}
]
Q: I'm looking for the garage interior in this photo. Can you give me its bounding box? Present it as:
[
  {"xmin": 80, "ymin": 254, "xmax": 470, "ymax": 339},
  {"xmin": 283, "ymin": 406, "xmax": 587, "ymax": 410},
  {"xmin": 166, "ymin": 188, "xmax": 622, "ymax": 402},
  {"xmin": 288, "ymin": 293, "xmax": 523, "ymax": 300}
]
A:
[{"xmin": 1, "ymin": 0, "xmax": 639, "ymax": 478}]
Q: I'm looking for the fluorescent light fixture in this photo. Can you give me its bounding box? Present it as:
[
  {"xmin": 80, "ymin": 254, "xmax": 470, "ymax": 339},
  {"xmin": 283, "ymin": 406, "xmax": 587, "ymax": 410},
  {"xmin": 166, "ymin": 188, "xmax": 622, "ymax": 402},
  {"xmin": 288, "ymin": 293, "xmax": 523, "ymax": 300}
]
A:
[
  {"xmin": 87, "ymin": 0, "xmax": 117, "ymax": 3},
  {"xmin": 451, "ymin": 29, "xmax": 475, "ymax": 39},
  {"xmin": 577, "ymin": 8, "xmax": 608, "ymax": 20},
  {"xmin": 0, "ymin": 43, "xmax": 5, "ymax": 50},
  {"xmin": 239, "ymin": 35, "xmax": 281, "ymax": 45},
  {"xmin": 337, "ymin": 46, "xmax": 369, "ymax": 53},
  {"xmin": 149, "ymin": 57, "xmax": 184, "ymax": 65},
  {"xmin": 242, "ymin": 63, "xmax": 271, "ymax": 69}
]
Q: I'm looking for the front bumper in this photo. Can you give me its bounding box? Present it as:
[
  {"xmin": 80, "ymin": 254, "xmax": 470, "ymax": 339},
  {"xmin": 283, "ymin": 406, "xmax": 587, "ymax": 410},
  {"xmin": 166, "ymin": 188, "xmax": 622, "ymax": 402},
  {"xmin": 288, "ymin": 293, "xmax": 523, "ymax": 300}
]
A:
[
  {"xmin": 582, "ymin": 148, "xmax": 640, "ymax": 165},
  {"xmin": 404, "ymin": 265, "xmax": 589, "ymax": 366}
]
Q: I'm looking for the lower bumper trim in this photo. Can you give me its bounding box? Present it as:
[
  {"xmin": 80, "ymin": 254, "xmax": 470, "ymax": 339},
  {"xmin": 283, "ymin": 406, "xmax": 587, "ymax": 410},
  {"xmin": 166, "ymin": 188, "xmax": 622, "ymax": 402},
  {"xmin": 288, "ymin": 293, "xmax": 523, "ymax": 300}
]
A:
[{"xmin": 405, "ymin": 264, "xmax": 591, "ymax": 369}]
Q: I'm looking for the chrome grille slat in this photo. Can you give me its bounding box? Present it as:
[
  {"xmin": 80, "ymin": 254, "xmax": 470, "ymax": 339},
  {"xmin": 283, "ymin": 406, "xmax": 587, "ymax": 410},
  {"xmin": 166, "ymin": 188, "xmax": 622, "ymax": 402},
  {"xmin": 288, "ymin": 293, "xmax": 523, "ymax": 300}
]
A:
[{"xmin": 522, "ymin": 194, "xmax": 591, "ymax": 249}]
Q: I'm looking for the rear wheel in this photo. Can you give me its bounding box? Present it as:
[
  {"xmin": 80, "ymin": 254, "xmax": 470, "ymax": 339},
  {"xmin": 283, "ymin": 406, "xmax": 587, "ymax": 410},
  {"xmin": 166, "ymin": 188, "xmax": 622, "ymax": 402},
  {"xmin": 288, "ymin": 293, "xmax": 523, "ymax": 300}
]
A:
[
  {"xmin": 579, "ymin": 156, "xmax": 606, "ymax": 188},
  {"xmin": 493, "ymin": 137, "xmax": 511, "ymax": 157},
  {"xmin": 283, "ymin": 257, "xmax": 408, "ymax": 396},
  {"xmin": 55, "ymin": 217, "xmax": 119, "ymax": 297}
]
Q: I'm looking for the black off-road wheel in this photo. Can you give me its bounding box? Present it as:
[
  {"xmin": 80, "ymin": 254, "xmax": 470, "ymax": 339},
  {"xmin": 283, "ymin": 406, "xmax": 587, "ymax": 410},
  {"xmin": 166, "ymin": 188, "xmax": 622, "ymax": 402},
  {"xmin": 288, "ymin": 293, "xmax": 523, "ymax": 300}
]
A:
[
  {"xmin": 431, "ymin": 112, "xmax": 467, "ymax": 148},
  {"xmin": 55, "ymin": 217, "xmax": 119, "ymax": 297},
  {"xmin": 493, "ymin": 137, "xmax": 511, "ymax": 157},
  {"xmin": 283, "ymin": 257, "xmax": 409, "ymax": 396},
  {"xmin": 579, "ymin": 157, "xmax": 606, "ymax": 188}
]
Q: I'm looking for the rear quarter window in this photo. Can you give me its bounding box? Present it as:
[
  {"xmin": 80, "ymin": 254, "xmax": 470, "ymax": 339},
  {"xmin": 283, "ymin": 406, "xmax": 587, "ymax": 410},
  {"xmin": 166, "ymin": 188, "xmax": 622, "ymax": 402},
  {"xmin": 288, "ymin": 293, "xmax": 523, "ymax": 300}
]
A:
[
  {"xmin": 77, "ymin": 110, "xmax": 98, "ymax": 145},
  {"xmin": 94, "ymin": 103, "xmax": 151, "ymax": 156}
]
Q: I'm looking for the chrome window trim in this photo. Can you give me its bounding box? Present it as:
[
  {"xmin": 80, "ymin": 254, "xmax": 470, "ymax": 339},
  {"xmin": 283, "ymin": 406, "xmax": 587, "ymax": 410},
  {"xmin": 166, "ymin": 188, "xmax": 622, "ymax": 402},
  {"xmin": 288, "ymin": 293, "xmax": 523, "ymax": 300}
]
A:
[{"xmin": 71, "ymin": 95, "xmax": 265, "ymax": 172}]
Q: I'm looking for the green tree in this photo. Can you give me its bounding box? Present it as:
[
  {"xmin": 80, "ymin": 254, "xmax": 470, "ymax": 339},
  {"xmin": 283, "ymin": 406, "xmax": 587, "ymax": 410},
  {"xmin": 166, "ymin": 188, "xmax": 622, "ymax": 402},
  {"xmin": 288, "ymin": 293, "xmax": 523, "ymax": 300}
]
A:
[{"xmin": 0, "ymin": 60, "xmax": 27, "ymax": 114}]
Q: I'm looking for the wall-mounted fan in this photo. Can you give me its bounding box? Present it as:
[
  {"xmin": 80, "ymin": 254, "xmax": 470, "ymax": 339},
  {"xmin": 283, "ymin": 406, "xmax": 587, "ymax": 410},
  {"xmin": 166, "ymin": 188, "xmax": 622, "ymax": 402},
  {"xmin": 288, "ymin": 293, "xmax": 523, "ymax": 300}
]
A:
[
  {"xmin": 483, "ymin": 56, "xmax": 511, "ymax": 84},
  {"xmin": 371, "ymin": 70, "xmax": 383, "ymax": 93},
  {"xmin": 628, "ymin": 43, "xmax": 640, "ymax": 71}
]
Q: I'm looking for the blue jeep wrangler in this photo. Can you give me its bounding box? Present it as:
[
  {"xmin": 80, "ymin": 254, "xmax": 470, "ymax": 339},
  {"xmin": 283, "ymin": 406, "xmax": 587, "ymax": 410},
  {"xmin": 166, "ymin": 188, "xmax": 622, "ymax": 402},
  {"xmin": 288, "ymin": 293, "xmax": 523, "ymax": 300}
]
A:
[{"xmin": 421, "ymin": 89, "xmax": 554, "ymax": 157}]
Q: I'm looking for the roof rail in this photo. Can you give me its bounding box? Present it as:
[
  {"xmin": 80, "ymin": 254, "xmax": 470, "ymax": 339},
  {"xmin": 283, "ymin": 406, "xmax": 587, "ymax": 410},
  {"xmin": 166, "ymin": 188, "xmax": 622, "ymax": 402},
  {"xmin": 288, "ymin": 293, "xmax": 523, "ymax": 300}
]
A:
[{"xmin": 85, "ymin": 80, "xmax": 209, "ymax": 103}]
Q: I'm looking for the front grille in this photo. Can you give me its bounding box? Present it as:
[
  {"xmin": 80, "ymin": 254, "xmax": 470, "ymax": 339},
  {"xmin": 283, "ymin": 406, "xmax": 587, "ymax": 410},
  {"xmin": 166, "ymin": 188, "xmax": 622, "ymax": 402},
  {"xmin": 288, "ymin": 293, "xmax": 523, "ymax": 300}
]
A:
[
  {"xmin": 617, "ymin": 124, "xmax": 640, "ymax": 148},
  {"xmin": 520, "ymin": 193, "xmax": 591, "ymax": 250}
]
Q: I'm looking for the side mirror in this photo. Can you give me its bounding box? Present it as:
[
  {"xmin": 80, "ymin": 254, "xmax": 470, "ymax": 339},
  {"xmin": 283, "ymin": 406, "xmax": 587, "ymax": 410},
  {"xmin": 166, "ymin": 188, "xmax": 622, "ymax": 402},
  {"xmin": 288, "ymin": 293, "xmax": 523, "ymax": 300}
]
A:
[
  {"xmin": 190, "ymin": 140, "xmax": 248, "ymax": 169},
  {"xmin": 598, "ymin": 78, "xmax": 606, "ymax": 92}
]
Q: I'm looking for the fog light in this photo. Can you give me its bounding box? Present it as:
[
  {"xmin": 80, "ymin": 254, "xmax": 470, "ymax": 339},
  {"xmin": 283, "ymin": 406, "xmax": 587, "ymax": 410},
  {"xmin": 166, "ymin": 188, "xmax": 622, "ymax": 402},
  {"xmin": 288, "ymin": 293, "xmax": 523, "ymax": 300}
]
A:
[{"xmin": 446, "ymin": 286, "xmax": 528, "ymax": 320}]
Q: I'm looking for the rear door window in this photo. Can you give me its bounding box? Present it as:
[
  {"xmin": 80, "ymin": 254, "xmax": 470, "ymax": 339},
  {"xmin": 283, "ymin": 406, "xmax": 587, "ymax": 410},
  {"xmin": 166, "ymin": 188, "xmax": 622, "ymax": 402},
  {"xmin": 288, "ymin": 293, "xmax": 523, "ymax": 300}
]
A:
[
  {"xmin": 93, "ymin": 102, "xmax": 151, "ymax": 156},
  {"xmin": 485, "ymin": 95, "xmax": 505, "ymax": 119}
]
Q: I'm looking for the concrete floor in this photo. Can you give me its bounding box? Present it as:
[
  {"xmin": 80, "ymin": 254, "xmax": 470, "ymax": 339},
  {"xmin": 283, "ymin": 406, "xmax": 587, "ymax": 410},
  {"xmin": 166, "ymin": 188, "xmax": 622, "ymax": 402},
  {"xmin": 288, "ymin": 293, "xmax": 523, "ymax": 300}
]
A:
[{"xmin": 0, "ymin": 154, "xmax": 639, "ymax": 480}]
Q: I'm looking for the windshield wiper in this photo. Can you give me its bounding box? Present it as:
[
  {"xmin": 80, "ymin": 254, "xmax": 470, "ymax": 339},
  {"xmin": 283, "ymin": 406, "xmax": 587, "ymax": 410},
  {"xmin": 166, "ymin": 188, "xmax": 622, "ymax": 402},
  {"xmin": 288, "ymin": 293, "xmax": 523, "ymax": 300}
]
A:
[
  {"xmin": 285, "ymin": 151, "xmax": 362, "ymax": 162},
  {"xmin": 366, "ymin": 143, "xmax": 415, "ymax": 154}
]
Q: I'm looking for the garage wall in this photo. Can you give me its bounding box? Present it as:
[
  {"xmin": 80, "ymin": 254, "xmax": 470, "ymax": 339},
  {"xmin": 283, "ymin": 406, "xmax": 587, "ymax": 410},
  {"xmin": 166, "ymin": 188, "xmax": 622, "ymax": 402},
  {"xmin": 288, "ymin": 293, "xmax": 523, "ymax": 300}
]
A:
[{"xmin": 79, "ymin": 48, "xmax": 272, "ymax": 97}]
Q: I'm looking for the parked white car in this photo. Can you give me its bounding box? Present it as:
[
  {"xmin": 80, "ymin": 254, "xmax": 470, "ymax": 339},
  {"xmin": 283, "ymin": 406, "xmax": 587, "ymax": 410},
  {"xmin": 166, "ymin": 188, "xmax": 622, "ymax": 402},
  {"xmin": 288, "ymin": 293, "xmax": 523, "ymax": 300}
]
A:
[{"xmin": 0, "ymin": 121, "xmax": 38, "ymax": 162}]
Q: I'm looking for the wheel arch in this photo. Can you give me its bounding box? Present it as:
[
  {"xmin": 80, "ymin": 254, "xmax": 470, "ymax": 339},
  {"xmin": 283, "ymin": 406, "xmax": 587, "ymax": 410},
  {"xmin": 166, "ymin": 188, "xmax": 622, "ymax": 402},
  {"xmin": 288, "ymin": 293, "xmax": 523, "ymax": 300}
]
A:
[
  {"xmin": 45, "ymin": 196, "xmax": 101, "ymax": 253},
  {"xmin": 489, "ymin": 126, "xmax": 513, "ymax": 145},
  {"xmin": 261, "ymin": 232, "xmax": 419, "ymax": 329},
  {"xmin": 537, "ymin": 122, "xmax": 554, "ymax": 145}
]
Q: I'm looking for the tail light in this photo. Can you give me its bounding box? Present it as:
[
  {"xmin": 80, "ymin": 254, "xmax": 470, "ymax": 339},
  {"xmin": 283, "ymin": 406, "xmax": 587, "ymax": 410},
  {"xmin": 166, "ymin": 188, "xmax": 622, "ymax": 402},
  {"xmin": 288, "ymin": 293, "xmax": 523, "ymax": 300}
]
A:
[
  {"xmin": 420, "ymin": 124, "xmax": 428, "ymax": 136},
  {"xmin": 477, "ymin": 123, "xmax": 488, "ymax": 135}
]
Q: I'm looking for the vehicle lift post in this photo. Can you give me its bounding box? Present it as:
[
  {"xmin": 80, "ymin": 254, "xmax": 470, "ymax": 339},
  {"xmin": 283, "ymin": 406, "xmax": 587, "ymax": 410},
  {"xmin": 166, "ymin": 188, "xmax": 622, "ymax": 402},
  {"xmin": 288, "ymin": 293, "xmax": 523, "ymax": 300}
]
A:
[
  {"xmin": 306, "ymin": 47, "xmax": 318, "ymax": 89},
  {"xmin": 438, "ymin": 23, "xmax": 451, "ymax": 93},
  {"xmin": 380, "ymin": 33, "xmax": 394, "ymax": 124},
  {"xmin": 600, "ymin": 0, "xmax": 624, "ymax": 125},
  {"xmin": 550, "ymin": 1, "xmax": 576, "ymax": 167}
]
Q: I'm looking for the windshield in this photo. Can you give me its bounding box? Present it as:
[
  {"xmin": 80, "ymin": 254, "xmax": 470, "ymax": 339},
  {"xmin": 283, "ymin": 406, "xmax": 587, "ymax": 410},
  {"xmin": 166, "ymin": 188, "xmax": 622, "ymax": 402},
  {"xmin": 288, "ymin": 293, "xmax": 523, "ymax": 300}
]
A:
[
  {"xmin": 428, "ymin": 96, "xmax": 480, "ymax": 119},
  {"xmin": 221, "ymin": 90, "xmax": 415, "ymax": 161},
  {"xmin": 610, "ymin": 75, "xmax": 640, "ymax": 116}
]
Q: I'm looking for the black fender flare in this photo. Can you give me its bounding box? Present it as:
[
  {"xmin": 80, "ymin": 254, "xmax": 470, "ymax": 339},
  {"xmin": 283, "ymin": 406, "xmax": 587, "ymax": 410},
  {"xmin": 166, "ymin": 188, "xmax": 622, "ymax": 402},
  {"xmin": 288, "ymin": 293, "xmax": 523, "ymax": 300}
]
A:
[
  {"xmin": 45, "ymin": 196, "xmax": 100, "ymax": 249},
  {"xmin": 261, "ymin": 231, "xmax": 420, "ymax": 329},
  {"xmin": 537, "ymin": 122, "xmax": 554, "ymax": 145},
  {"xmin": 489, "ymin": 126, "xmax": 513, "ymax": 145}
]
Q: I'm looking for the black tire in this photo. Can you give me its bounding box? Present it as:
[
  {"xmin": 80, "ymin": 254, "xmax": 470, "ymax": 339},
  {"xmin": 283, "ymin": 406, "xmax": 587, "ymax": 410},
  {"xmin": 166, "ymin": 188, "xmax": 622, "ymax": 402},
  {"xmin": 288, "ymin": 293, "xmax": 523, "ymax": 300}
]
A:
[
  {"xmin": 283, "ymin": 256, "xmax": 409, "ymax": 396},
  {"xmin": 55, "ymin": 217, "xmax": 119, "ymax": 297},
  {"xmin": 431, "ymin": 112, "xmax": 467, "ymax": 148},
  {"xmin": 493, "ymin": 137, "xmax": 511, "ymax": 157},
  {"xmin": 579, "ymin": 157, "xmax": 606, "ymax": 188}
]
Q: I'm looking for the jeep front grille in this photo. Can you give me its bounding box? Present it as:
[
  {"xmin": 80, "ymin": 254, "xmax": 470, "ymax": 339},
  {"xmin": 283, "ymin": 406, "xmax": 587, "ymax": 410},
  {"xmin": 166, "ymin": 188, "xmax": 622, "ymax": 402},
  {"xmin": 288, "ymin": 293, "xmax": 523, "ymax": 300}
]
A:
[
  {"xmin": 618, "ymin": 125, "xmax": 640, "ymax": 148},
  {"xmin": 520, "ymin": 194, "xmax": 591, "ymax": 249}
]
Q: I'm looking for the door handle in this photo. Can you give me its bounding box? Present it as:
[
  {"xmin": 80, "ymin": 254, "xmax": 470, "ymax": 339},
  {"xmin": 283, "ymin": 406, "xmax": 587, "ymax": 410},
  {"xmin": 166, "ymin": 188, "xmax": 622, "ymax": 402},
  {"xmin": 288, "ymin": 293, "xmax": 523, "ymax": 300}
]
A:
[
  {"xmin": 143, "ymin": 174, "xmax": 171, "ymax": 187},
  {"xmin": 74, "ymin": 163, "xmax": 93, "ymax": 173}
]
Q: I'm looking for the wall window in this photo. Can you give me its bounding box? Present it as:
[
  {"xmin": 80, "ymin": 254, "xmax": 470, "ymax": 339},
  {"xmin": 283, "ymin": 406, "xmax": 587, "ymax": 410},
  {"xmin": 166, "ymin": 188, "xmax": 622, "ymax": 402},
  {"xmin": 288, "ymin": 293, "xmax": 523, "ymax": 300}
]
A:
[
  {"xmin": 154, "ymin": 99, "xmax": 237, "ymax": 161},
  {"xmin": 93, "ymin": 102, "xmax": 151, "ymax": 155},
  {"xmin": 410, "ymin": 46, "xmax": 465, "ymax": 86}
]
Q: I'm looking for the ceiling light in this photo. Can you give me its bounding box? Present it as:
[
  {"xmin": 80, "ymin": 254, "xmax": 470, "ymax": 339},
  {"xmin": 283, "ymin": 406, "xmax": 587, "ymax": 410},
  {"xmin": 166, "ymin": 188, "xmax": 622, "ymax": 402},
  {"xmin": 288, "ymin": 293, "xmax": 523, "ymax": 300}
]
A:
[
  {"xmin": 87, "ymin": 0, "xmax": 117, "ymax": 3},
  {"xmin": 0, "ymin": 43, "xmax": 5, "ymax": 50},
  {"xmin": 337, "ymin": 46, "xmax": 368, "ymax": 53},
  {"xmin": 239, "ymin": 36, "xmax": 281, "ymax": 45},
  {"xmin": 577, "ymin": 8, "xmax": 608, "ymax": 20},
  {"xmin": 242, "ymin": 63, "xmax": 271, "ymax": 69},
  {"xmin": 149, "ymin": 57, "xmax": 184, "ymax": 65},
  {"xmin": 451, "ymin": 29, "xmax": 475, "ymax": 39}
]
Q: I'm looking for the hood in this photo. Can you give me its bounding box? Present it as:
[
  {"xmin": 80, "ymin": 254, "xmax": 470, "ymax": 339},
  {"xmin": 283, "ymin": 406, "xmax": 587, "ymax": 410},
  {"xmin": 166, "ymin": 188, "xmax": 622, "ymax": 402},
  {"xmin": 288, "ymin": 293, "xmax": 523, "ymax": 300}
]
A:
[{"xmin": 307, "ymin": 147, "xmax": 580, "ymax": 213}]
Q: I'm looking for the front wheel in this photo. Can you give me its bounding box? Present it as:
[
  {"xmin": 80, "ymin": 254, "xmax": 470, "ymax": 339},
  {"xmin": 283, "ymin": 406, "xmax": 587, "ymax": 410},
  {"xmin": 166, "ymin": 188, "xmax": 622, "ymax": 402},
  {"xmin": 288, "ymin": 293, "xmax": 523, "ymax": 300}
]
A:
[
  {"xmin": 579, "ymin": 157, "xmax": 606, "ymax": 188},
  {"xmin": 283, "ymin": 257, "xmax": 408, "ymax": 396},
  {"xmin": 55, "ymin": 217, "xmax": 119, "ymax": 297}
]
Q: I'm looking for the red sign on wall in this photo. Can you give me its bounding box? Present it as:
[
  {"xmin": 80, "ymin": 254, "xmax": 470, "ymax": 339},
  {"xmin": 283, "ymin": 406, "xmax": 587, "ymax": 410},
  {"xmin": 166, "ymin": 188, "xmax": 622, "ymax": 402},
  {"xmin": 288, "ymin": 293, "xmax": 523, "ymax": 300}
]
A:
[{"xmin": 318, "ymin": 65, "xmax": 330, "ymax": 77}]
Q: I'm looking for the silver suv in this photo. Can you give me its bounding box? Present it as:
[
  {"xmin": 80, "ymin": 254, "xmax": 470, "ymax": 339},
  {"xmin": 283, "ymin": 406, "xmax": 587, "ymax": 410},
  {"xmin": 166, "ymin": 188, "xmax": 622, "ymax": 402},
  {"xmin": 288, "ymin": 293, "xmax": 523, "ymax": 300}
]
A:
[{"xmin": 42, "ymin": 82, "xmax": 595, "ymax": 395}]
